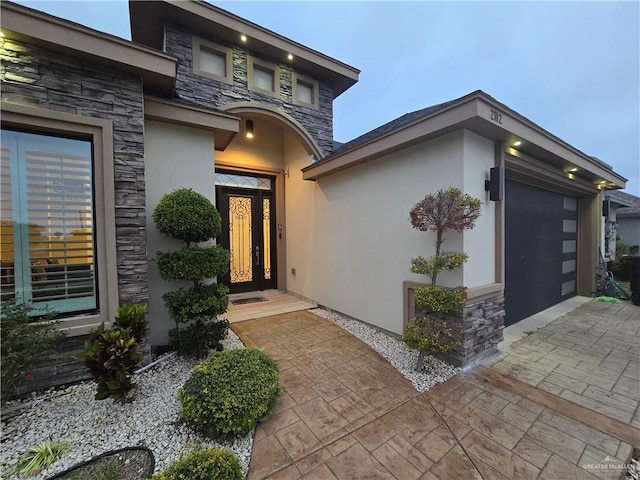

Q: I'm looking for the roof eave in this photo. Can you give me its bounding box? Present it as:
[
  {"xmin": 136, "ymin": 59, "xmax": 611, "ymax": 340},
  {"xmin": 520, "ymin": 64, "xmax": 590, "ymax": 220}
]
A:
[
  {"xmin": 144, "ymin": 96, "xmax": 240, "ymax": 150},
  {"xmin": 304, "ymin": 92, "xmax": 627, "ymax": 190},
  {"xmin": 1, "ymin": 1, "xmax": 177, "ymax": 96},
  {"xmin": 129, "ymin": 0, "xmax": 359, "ymax": 97}
]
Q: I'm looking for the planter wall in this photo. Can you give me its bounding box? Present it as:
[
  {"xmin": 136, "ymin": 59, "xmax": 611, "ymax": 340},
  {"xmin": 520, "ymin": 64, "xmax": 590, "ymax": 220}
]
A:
[{"xmin": 404, "ymin": 282, "xmax": 505, "ymax": 367}]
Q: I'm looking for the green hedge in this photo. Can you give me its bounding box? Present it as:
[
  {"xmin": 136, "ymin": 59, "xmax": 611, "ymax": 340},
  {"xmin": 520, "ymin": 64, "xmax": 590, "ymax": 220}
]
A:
[
  {"xmin": 151, "ymin": 448, "xmax": 242, "ymax": 480},
  {"xmin": 179, "ymin": 349, "xmax": 279, "ymax": 437}
]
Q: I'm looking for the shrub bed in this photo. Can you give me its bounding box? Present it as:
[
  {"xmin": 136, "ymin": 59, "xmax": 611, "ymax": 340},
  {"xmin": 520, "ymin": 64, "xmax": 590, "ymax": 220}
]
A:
[
  {"xmin": 151, "ymin": 448, "xmax": 242, "ymax": 480},
  {"xmin": 178, "ymin": 349, "xmax": 279, "ymax": 437}
]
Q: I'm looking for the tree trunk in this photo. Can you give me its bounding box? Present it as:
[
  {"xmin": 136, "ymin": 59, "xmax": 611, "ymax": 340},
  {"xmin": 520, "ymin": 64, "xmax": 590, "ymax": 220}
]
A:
[
  {"xmin": 415, "ymin": 350, "xmax": 426, "ymax": 372},
  {"xmin": 432, "ymin": 230, "xmax": 444, "ymax": 286}
]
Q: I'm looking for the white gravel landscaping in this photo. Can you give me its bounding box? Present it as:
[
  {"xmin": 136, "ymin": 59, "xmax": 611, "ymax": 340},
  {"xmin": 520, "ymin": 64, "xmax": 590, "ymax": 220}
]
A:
[
  {"xmin": 0, "ymin": 330, "xmax": 251, "ymax": 480},
  {"xmin": 1, "ymin": 308, "xmax": 462, "ymax": 480}
]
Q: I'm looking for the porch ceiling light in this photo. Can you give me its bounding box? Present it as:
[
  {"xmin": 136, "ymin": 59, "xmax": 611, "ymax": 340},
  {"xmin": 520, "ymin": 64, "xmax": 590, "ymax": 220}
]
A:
[
  {"xmin": 513, "ymin": 140, "xmax": 522, "ymax": 147},
  {"xmin": 287, "ymin": 53, "xmax": 294, "ymax": 61},
  {"xmin": 569, "ymin": 167, "xmax": 578, "ymax": 172},
  {"xmin": 240, "ymin": 34, "xmax": 247, "ymax": 42},
  {"xmin": 245, "ymin": 119, "xmax": 254, "ymax": 139}
]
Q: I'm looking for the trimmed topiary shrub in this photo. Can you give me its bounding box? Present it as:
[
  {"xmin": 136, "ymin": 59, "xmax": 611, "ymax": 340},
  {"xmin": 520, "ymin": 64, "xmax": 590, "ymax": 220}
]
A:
[
  {"xmin": 413, "ymin": 285, "xmax": 466, "ymax": 313},
  {"xmin": 168, "ymin": 319, "xmax": 229, "ymax": 358},
  {"xmin": 153, "ymin": 188, "xmax": 230, "ymax": 358},
  {"xmin": 151, "ymin": 448, "xmax": 242, "ymax": 480},
  {"xmin": 152, "ymin": 188, "xmax": 222, "ymax": 246},
  {"xmin": 405, "ymin": 187, "xmax": 481, "ymax": 371},
  {"xmin": 178, "ymin": 349, "xmax": 279, "ymax": 438}
]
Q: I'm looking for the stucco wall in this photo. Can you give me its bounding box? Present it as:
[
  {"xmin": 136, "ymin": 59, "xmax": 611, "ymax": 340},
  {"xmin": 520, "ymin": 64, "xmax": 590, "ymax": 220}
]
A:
[
  {"xmin": 617, "ymin": 216, "xmax": 640, "ymax": 248},
  {"xmin": 284, "ymin": 131, "xmax": 317, "ymax": 296},
  {"xmin": 216, "ymin": 118, "xmax": 284, "ymax": 170},
  {"xmin": 462, "ymin": 130, "xmax": 497, "ymax": 287},
  {"xmin": 285, "ymin": 132, "xmax": 466, "ymax": 335},
  {"xmin": 144, "ymin": 120, "xmax": 216, "ymax": 345}
]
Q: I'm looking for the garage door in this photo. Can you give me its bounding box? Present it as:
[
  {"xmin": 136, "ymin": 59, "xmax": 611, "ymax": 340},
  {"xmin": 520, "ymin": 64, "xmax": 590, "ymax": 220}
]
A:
[{"xmin": 505, "ymin": 180, "xmax": 577, "ymax": 326}]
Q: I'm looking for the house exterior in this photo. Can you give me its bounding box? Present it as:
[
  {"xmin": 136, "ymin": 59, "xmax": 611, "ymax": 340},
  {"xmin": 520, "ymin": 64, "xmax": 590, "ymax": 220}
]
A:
[
  {"xmin": 604, "ymin": 191, "xmax": 640, "ymax": 257},
  {"xmin": 0, "ymin": 1, "xmax": 627, "ymax": 374}
]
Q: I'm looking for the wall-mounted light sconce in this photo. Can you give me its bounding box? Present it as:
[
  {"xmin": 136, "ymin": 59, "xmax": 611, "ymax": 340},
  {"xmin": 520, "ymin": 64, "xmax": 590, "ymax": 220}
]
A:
[
  {"xmin": 245, "ymin": 119, "xmax": 254, "ymax": 139},
  {"xmin": 484, "ymin": 166, "xmax": 505, "ymax": 201}
]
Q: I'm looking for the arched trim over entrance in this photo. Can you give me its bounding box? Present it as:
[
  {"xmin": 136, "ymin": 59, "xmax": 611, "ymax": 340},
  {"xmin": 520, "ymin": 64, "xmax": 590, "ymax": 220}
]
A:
[{"xmin": 221, "ymin": 102, "xmax": 323, "ymax": 160}]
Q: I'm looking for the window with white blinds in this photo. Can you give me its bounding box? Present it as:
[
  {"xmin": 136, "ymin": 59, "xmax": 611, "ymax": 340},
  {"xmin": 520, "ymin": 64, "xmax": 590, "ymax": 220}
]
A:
[{"xmin": 1, "ymin": 129, "xmax": 97, "ymax": 315}]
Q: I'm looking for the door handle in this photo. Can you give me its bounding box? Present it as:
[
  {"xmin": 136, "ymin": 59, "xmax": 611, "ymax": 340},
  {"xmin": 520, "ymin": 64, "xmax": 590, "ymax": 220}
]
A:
[{"xmin": 255, "ymin": 245, "xmax": 260, "ymax": 266}]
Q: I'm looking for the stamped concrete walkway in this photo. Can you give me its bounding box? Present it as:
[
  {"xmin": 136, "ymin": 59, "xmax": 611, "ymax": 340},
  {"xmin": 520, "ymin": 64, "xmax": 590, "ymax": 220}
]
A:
[
  {"xmin": 232, "ymin": 306, "xmax": 639, "ymax": 480},
  {"xmin": 487, "ymin": 300, "xmax": 640, "ymax": 428}
]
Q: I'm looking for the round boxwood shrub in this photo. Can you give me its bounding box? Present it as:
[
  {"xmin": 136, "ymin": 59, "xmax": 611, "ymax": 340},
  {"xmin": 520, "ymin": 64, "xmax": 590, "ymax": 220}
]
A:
[
  {"xmin": 151, "ymin": 448, "xmax": 242, "ymax": 480},
  {"xmin": 179, "ymin": 349, "xmax": 279, "ymax": 437},
  {"xmin": 152, "ymin": 188, "xmax": 222, "ymax": 246}
]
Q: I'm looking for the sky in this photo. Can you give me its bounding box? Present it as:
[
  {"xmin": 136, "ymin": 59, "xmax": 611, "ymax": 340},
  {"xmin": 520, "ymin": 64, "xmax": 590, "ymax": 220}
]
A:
[{"xmin": 12, "ymin": 0, "xmax": 640, "ymax": 195}]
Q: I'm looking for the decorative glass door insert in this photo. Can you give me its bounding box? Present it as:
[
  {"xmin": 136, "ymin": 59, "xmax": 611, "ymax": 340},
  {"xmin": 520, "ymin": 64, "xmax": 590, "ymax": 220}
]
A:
[{"xmin": 216, "ymin": 172, "xmax": 276, "ymax": 293}]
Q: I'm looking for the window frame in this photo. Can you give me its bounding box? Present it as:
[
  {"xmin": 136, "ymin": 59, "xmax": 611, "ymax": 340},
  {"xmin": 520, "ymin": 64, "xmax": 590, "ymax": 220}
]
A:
[
  {"xmin": 193, "ymin": 38, "xmax": 233, "ymax": 85},
  {"xmin": 292, "ymin": 73, "xmax": 319, "ymax": 109},
  {"xmin": 248, "ymin": 57, "xmax": 280, "ymax": 98},
  {"xmin": 2, "ymin": 129, "xmax": 98, "ymax": 314},
  {"xmin": 1, "ymin": 102, "xmax": 118, "ymax": 336}
]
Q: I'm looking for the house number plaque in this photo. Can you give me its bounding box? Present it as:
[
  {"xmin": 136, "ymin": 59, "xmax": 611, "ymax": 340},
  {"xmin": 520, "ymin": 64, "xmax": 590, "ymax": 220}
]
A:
[{"xmin": 490, "ymin": 108, "xmax": 503, "ymax": 125}]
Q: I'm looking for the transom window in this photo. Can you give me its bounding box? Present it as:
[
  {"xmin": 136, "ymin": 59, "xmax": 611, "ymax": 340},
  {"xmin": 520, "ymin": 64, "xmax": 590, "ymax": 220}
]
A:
[
  {"xmin": 193, "ymin": 38, "xmax": 233, "ymax": 85},
  {"xmin": 215, "ymin": 172, "xmax": 272, "ymax": 190},
  {"xmin": 293, "ymin": 73, "xmax": 319, "ymax": 109},
  {"xmin": 248, "ymin": 57, "xmax": 279, "ymax": 98},
  {"xmin": 296, "ymin": 81, "xmax": 313, "ymax": 104},
  {"xmin": 200, "ymin": 48, "xmax": 226, "ymax": 77},
  {"xmin": 253, "ymin": 66, "xmax": 274, "ymax": 92},
  {"xmin": 1, "ymin": 129, "xmax": 97, "ymax": 315}
]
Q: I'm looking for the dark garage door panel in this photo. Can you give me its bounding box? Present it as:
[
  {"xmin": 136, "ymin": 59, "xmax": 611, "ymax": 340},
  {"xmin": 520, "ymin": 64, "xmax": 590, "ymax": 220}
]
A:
[{"xmin": 505, "ymin": 181, "xmax": 577, "ymax": 326}]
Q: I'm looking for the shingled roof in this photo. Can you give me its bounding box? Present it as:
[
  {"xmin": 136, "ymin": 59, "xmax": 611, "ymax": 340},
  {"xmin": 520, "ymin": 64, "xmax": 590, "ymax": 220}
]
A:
[
  {"xmin": 322, "ymin": 94, "xmax": 469, "ymax": 162},
  {"xmin": 608, "ymin": 190, "xmax": 640, "ymax": 217}
]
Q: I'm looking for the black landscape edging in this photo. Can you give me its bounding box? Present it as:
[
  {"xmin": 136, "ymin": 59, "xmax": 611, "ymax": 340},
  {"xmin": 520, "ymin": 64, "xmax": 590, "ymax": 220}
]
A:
[{"xmin": 45, "ymin": 446, "xmax": 155, "ymax": 480}]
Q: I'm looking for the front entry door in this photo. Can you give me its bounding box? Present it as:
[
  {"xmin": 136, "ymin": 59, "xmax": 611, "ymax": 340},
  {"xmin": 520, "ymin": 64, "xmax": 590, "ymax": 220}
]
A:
[{"xmin": 217, "ymin": 186, "xmax": 276, "ymax": 293}]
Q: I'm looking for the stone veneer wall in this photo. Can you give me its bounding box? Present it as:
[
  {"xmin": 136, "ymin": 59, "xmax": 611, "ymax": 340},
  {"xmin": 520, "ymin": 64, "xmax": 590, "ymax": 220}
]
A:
[
  {"xmin": 1, "ymin": 37, "xmax": 149, "ymax": 389},
  {"xmin": 1, "ymin": 36, "xmax": 148, "ymax": 306},
  {"xmin": 165, "ymin": 23, "xmax": 335, "ymax": 156},
  {"xmin": 414, "ymin": 292, "xmax": 505, "ymax": 368}
]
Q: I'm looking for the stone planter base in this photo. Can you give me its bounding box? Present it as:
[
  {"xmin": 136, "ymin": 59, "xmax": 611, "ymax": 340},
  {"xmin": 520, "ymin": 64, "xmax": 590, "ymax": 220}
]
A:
[{"xmin": 405, "ymin": 282, "xmax": 505, "ymax": 368}]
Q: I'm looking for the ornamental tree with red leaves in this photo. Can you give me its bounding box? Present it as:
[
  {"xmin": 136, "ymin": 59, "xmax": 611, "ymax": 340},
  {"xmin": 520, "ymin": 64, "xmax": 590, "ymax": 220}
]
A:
[{"xmin": 409, "ymin": 188, "xmax": 481, "ymax": 285}]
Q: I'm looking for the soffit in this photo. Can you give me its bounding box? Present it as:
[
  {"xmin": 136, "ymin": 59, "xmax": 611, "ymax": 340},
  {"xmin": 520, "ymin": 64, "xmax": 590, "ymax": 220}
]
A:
[
  {"xmin": 144, "ymin": 96, "xmax": 240, "ymax": 151},
  {"xmin": 129, "ymin": 0, "xmax": 360, "ymax": 97},
  {"xmin": 1, "ymin": 1, "xmax": 177, "ymax": 96}
]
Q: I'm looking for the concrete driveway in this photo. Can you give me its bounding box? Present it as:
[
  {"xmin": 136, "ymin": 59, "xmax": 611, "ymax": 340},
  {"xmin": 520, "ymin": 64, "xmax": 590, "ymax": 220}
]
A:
[{"xmin": 231, "ymin": 301, "xmax": 639, "ymax": 479}]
